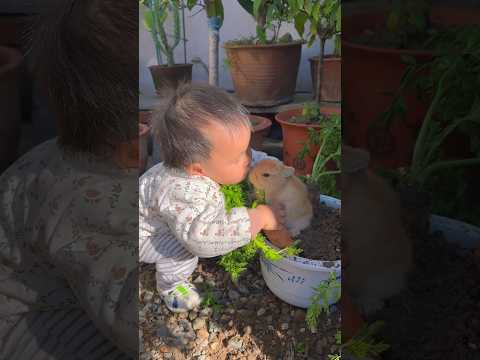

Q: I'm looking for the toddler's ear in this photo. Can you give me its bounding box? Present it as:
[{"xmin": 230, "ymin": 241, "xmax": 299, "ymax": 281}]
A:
[{"xmin": 281, "ymin": 166, "xmax": 295, "ymax": 178}]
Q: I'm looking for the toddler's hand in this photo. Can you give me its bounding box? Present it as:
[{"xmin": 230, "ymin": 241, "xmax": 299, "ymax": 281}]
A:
[
  {"xmin": 247, "ymin": 204, "xmax": 281, "ymax": 237},
  {"xmin": 257, "ymin": 204, "xmax": 281, "ymax": 231}
]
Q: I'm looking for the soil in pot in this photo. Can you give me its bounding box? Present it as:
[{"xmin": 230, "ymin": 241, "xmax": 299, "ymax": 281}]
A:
[
  {"xmin": 286, "ymin": 112, "xmax": 335, "ymax": 126},
  {"xmin": 367, "ymin": 228, "xmax": 480, "ymax": 359},
  {"xmin": 295, "ymin": 186, "xmax": 341, "ymax": 262}
]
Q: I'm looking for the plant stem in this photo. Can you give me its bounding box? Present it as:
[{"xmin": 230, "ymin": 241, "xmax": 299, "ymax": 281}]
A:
[
  {"xmin": 316, "ymin": 170, "xmax": 341, "ymax": 177},
  {"xmin": 423, "ymin": 111, "xmax": 480, "ymax": 168},
  {"xmin": 420, "ymin": 157, "xmax": 480, "ymax": 185},
  {"xmin": 411, "ymin": 68, "xmax": 450, "ymax": 176},
  {"xmin": 150, "ymin": 0, "xmax": 164, "ymax": 65},
  {"xmin": 208, "ymin": 21, "xmax": 219, "ymax": 85},
  {"xmin": 158, "ymin": 26, "xmax": 175, "ymax": 66},
  {"xmin": 181, "ymin": 0, "xmax": 187, "ymax": 64},
  {"xmin": 315, "ymin": 37, "xmax": 326, "ymax": 102}
]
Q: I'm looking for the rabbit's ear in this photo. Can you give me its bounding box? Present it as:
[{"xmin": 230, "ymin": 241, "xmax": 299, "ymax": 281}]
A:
[
  {"xmin": 282, "ymin": 166, "xmax": 295, "ymax": 178},
  {"xmin": 342, "ymin": 145, "xmax": 370, "ymax": 173}
]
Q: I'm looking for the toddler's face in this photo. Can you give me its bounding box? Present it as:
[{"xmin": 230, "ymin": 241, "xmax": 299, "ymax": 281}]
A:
[{"xmin": 196, "ymin": 119, "xmax": 252, "ymax": 185}]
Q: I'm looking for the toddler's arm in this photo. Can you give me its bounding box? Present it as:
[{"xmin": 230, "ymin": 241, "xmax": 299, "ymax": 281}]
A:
[{"xmin": 162, "ymin": 182, "xmax": 280, "ymax": 258}]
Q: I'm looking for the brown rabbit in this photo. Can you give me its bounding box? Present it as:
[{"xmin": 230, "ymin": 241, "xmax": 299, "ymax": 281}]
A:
[
  {"xmin": 342, "ymin": 145, "xmax": 413, "ymax": 316},
  {"xmin": 249, "ymin": 159, "xmax": 313, "ymax": 237}
]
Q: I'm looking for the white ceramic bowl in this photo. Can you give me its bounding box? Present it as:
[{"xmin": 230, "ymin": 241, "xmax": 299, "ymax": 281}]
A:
[{"xmin": 260, "ymin": 195, "xmax": 341, "ymax": 309}]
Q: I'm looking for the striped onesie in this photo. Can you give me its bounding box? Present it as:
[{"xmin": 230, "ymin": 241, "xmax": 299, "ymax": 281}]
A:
[{"xmin": 139, "ymin": 150, "xmax": 274, "ymax": 293}]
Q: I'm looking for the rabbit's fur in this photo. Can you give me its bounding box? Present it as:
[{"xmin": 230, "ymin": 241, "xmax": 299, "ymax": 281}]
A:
[
  {"xmin": 249, "ymin": 159, "xmax": 313, "ymax": 237},
  {"xmin": 342, "ymin": 145, "xmax": 413, "ymax": 315}
]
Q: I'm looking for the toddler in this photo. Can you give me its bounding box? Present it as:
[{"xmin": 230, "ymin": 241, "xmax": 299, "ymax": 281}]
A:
[{"xmin": 139, "ymin": 83, "xmax": 284, "ymax": 313}]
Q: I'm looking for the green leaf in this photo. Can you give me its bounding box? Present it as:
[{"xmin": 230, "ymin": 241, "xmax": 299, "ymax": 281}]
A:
[
  {"xmin": 143, "ymin": 10, "xmax": 154, "ymax": 31},
  {"xmin": 206, "ymin": 0, "xmax": 224, "ymax": 25},
  {"xmin": 237, "ymin": 0, "xmax": 254, "ymax": 16},
  {"xmin": 253, "ymin": 0, "xmax": 263, "ymax": 18},
  {"xmin": 294, "ymin": 12, "xmax": 307, "ymax": 37},
  {"xmin": 187, "ymin": 0, "xmax": 197, "ymax": 10}
]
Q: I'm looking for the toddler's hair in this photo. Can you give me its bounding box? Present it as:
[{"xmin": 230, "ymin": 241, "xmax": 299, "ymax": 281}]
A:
[
  {"xmin": 26, "ymin": 0, "xmax": 137, "ymax": 154},
  {"xmin": 153, "ymin": 83, "xmax": 251, "ymax": 169}
]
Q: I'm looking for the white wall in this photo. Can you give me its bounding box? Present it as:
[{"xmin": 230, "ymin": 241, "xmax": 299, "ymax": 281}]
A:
[{"xmin": 139, "ymin": 0, "xmax": 335, "ymax": 96}]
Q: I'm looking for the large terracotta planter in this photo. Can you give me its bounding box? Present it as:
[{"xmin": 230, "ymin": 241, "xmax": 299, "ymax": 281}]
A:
[
  {"xmin": 248, "ymin": 115, "xmax": 271, "ymax": 151},
  {"xmin": 343, "ymin": 6, "xmax": 480, "ymax": 169},
  {"xmin": 149, "ymin": 64, "xmax": 193, "ymax": 94},
  {"xmin": 276, "ymin": 105, "xmax": 341, "ymax": 176},
  {"xmin": 0, "ymin": 46, "xmax": 22, "ymax": 174},
  {"xmin": 309, "ymin": 56, "xmax": 341, "ymax": 103},
  {"xmin": 224, "ymin": 41, "xmax": 303, "ymax": 107}
]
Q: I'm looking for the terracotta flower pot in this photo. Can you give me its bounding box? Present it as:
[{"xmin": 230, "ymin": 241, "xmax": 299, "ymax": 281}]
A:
[
  {"xmin": 0, "ymin": 15, "xmax": 30, "ymax": 47},
  {"xmin": 224, "ymin": 41, "xmax": 303, "ymax": 107},
  {"xmin": 248, "ymin": 115, "xmax": 271, "ymax": 151},
  {"xmin": 309, "ymin": 56, "xmax": 341, "ymax": 103},
  {"xmin": 0, "ymin": 46, "xmax": 22, "ymax": 174},
  {"xmin": 275, "ymin": 106, "xmax": 341, "ymax": 176},
  {"xmin": 340, "ymin": 292, "xmax": 365, "ymax": 343},
  {"xmin": 342, "ymin": 6, "xmax": 480, "ymax": 169},
  {"xmin": 149, "ymin": 64, "xmax": 193, "ymax": 94},
  {"xmin": 139, "ymin": 111, "xmax": 153, "ymax": 174}
]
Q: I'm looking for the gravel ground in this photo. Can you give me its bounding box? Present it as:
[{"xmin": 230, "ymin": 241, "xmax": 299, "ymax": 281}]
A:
[{"xmin": 139, "ymin": 257, "xmax": 341, "ymax": 360}]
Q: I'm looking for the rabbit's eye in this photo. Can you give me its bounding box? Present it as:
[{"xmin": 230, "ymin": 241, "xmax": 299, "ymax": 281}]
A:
[{"xmin": 262, "ymin": 173, "xmax": 270, "ymax": 177}]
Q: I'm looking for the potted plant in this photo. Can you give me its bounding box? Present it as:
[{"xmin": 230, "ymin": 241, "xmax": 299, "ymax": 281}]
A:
[
  {"xmin": 382, "ymin": 56, "xmax": 480, "ymax": 239},
  {"xmin": 140, "ymin": 0, "xmax": 193, "ymax": 92},
  {"xmin": 342, "ymin": 1, "xmax": 480, "ymax": 168},
  {"xmin": 223, "ymin": 0, "xmax": 303, "ymax": 107},
  {"xmin": 276, "ymin": 101, "xmax": 341, "ymax": 175},
  {"xmin": 293, "ymin": 0, "xmax": 341, "ymax": 102}
]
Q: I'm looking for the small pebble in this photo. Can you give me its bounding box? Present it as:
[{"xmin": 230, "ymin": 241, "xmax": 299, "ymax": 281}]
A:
[
  {"xmin": 209, "ymin": 341, "xmax": 220, "ymax": 351},
  {"xmin": 243, "ymin": 325, "xmax": 252, "ymax": 336},
  {"xmin": 193, "ymin": 275, "xmax": 204, "ymax": 284},
  {"xmin": 294, "ymin": 309, "xmax": 306, "ymax": 322},
  {"xmin": 192, "ymin": 317, "xmax": 207, "ymax": 331},
  {"xmin": 228, "ymin": 335, "xmax": 244, "ymax": 350},
  {"xmin": 143, "ymin": 291, "xmax": 153, "ymax": 302},
  {"xmin": 257, "ymin": 308, "xmax": 266, "ymax": 316},
  {"xmin": 197, "ymin": 329, "xmax": 209, "ymax": 345},
  {"xmin": 208, "ymin": 320, "xmax": 221, "ymax": 334},
  {"xmin": 200, "ymin": 307, "xmax": 212, "ymax": 317},
  {"xmin": 189, "ymin": 311, "xmax": 198, "ymax": 321},
  {"xmin": 281, "ymin": 323, "xmax": 289, "ymax": 330},
  {"xmin": 228, "ymin": 289, "xmax": 241, "ymax": 301}
]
